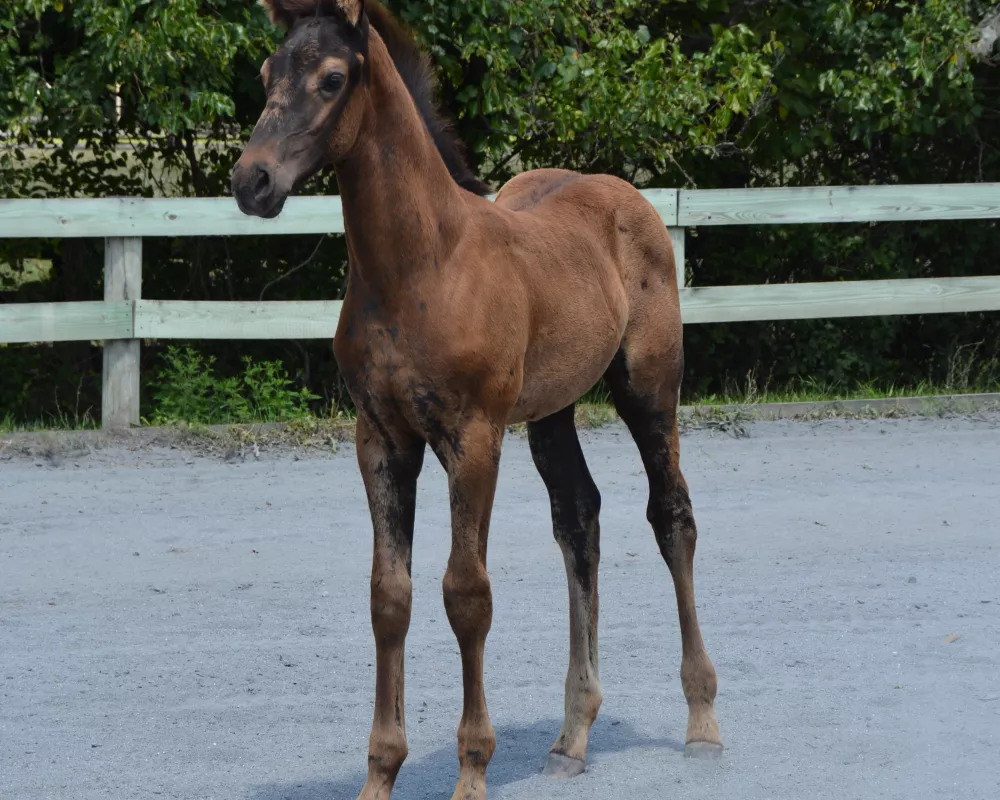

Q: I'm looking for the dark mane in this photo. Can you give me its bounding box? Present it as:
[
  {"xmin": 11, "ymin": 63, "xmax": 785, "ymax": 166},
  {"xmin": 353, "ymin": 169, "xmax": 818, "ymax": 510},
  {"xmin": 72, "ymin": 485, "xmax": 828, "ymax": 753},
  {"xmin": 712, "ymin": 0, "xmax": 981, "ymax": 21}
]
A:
[
  {"xmin": 365, "ymin": 3, "xmax": 490, "ymax": 195},
  {"xmin": 262, "ymin": 0, "xmax": 490, "ymax": 195}
]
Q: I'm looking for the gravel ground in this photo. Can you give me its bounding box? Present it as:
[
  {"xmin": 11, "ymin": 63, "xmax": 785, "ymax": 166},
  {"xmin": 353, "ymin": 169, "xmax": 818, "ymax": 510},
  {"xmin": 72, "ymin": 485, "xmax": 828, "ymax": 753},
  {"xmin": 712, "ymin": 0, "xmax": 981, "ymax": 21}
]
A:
[{"xmin": 2, "ymin": 416, "xmax": 999, "ymax": 800}]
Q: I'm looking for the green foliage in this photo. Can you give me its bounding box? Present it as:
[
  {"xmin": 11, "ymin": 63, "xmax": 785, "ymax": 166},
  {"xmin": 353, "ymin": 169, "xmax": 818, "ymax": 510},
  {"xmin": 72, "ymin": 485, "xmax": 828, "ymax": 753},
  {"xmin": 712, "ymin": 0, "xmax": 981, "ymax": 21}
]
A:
[
  {"xmin": 1, "ymin": 1, "xmax": 999, "ymax": 425},
  {"xmin": 151, "ymin": 345, "xmax": 318, "ymax": 425},
  {"xmin": 241, "ymin": 357, "xmax": 321, "ymax": 422},
  {"xmin": 395, "ymin": 0, "xmax": 780, "ymax": 180},
  {"xmin": 2, "ymin": 0, "xmax": 277, "ymax": 197},
  {"xmin": 151, "ymin": 346, "xmax": 243, "ymax": 425}
]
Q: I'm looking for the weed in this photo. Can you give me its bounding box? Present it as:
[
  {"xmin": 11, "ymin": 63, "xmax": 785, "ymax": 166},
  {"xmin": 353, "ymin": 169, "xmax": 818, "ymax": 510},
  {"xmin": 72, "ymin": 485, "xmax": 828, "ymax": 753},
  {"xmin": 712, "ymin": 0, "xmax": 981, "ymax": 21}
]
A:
[
  {"xmin": 241, "ymin": 357, "xmax": 318, "ymax": 422},
  {"xmin": 683, "ymin": 406, "xmax": 751, "ymax": 438},
  {"xmin": 0, "ymin": 407, "xmax": 96, "ymax": 434},
  {"xmin": 575, "ymin": 403, "xmax": 619, "ymax": 428},
  {"xmin": 944, "ymin": 340, "xmax": 1000, "ymax": 393},
  {"xmin": 151, "ymin": 346, "xmax": 318, "ymax": 426}
]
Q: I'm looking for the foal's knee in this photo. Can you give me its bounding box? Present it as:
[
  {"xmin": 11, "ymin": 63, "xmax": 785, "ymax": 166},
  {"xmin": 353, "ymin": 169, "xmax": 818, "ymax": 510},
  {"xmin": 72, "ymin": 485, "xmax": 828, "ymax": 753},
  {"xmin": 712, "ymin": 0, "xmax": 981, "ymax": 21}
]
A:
[
  {"xmin": 371, "ymin": 572, "xmax": 412, "ymax": 645},
  {"xmin": 442, "ymin": 563, "xmax": 493, "ymax": 645}
]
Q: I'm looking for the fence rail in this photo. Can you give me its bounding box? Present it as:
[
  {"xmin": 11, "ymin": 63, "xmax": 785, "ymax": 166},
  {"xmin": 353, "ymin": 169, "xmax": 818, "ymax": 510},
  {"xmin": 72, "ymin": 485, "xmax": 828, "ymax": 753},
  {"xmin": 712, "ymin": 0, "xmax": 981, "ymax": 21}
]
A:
[
  {"xmin": 2, "ymin": 183, "xmax": 999, "ymax": 427},
  {"xmin": 676, "ymin": 183, "xmax": 1000, "ymax": 225}
]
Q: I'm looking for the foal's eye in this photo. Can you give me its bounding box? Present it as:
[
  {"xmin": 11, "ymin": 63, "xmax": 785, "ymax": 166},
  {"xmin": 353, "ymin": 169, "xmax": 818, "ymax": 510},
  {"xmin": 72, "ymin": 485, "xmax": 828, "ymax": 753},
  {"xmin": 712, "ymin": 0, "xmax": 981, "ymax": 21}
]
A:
[{"xmin": 321, "ymin": 72, "xmax": 345, "ymax": 94}]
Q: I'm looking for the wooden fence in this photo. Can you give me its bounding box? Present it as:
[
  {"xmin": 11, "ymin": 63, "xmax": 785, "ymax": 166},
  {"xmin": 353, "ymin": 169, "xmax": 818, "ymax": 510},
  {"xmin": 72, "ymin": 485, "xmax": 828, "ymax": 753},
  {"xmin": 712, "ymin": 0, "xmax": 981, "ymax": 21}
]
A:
[{"xmin": 2, "ymin": 183, "xmax": 999, "ymax": 427}]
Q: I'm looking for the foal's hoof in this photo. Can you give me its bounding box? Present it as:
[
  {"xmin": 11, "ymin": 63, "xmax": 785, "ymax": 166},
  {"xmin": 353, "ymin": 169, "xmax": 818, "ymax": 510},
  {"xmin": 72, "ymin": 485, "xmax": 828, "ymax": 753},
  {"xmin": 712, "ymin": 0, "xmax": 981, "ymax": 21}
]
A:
[
  {"xmin": 684, "ymin": 740, "xmax": 724, "ymax": 760},
  {"xmin": 543, "ymin": 752, "xmax": 586, "ymax": 779}
]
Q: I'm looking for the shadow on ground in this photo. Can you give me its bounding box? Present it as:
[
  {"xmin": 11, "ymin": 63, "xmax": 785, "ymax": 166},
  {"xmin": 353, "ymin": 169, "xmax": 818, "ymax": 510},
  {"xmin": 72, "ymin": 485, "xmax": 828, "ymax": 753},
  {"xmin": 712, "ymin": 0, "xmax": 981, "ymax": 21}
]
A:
[{"xmin": 248, "ymin": 717, "xmax": 683, "ymax": 799}]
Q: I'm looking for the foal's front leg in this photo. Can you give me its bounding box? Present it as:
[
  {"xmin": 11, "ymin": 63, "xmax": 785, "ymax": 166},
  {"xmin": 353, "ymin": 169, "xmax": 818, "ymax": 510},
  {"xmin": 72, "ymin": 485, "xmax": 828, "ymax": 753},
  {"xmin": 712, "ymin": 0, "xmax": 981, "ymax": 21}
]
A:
[
  {"xmin": 437, "ymin": 417, "xmax": 504, "ymax": 800},
  {"xmin": 355, "ymin": 415, "xmax": 425, "ymax": 800}
]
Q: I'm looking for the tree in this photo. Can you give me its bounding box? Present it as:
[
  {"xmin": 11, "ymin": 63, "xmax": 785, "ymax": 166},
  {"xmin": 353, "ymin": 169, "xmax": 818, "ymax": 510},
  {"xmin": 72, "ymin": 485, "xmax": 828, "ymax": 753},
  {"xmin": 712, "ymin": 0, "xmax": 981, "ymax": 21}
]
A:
[{"xmin": 1, "ymin": 1, "xmax": 998, "ymax": 423}]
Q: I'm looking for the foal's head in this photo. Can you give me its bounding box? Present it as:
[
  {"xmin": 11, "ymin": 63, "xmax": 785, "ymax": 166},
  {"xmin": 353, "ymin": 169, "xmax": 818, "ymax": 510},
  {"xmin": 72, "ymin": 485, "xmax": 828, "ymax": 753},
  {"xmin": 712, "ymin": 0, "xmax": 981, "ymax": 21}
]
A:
[
  {"xmin": 233, "ymin": 0, "xmax": 489, "ymax": 217},
  {"xmin": 231, "ymin": 0, "xmax": 371, "ymax": 218}
]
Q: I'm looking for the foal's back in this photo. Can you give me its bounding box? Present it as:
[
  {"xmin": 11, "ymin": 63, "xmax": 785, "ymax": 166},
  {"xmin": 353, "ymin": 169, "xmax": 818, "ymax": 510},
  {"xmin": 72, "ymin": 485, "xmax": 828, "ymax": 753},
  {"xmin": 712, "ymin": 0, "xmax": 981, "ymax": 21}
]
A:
[
  {"xmin": 474, "ymin": 168, "xmax": 681, "ymax": 423},
  {"xmin": 491, "ymin": 167, "xmax": 680, "ymax": 328}
]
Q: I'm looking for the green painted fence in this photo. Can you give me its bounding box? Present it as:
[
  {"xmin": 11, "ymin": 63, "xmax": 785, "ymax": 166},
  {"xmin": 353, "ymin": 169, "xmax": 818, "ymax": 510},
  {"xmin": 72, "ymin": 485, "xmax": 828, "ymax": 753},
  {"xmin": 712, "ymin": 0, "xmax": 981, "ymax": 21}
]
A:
[{"xmin": 2, "ymin": 183, "xmax": 999, "ymax": 427}]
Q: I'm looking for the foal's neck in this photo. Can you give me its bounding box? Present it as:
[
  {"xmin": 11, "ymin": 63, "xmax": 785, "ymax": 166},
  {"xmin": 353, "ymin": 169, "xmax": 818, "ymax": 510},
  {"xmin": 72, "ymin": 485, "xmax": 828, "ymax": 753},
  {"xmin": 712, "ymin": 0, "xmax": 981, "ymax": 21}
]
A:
[{"xmin": 334, "ymin": 33, "xmax": 467, "ymax": 303}]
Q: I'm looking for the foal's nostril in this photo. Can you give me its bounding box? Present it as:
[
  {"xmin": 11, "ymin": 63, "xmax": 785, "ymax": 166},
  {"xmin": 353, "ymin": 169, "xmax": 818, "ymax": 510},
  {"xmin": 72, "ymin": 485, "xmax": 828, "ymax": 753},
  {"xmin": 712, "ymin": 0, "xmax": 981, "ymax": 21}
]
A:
[{"xmin": 253, "ymin": 166, "xmax": 272, "ymax": 200}]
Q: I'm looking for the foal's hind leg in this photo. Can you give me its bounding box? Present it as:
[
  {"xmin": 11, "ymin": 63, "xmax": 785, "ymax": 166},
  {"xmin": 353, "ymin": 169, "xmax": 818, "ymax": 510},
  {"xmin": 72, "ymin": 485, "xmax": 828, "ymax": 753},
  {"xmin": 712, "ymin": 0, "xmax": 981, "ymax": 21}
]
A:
[
  {"xmin": 527, "ymin": 405, "xmax": 602, "ymax": 778},
  {"xmin": 605, "ymin": 345, "xmax": 723, "ymax": 758}
]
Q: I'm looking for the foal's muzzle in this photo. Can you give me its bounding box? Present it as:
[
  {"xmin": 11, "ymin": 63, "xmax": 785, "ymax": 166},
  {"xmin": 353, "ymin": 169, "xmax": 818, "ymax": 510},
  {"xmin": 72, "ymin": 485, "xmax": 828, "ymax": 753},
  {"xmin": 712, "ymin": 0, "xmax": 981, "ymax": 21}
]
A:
[{"xmin": 231, "ymin": 153, "xmax": 288, "ymax": 219}]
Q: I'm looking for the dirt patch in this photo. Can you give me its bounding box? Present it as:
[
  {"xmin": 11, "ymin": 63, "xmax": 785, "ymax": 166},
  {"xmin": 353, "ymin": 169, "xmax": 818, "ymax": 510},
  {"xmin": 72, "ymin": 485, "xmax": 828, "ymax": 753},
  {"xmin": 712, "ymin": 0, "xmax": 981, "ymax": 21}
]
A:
[
  {"xmin": 0, "ymin": 416, "xmax": 354, "ymax": 464},
  {"xmin": 3, "ymin": 395, "xmax": 998, "ymax": 464}
]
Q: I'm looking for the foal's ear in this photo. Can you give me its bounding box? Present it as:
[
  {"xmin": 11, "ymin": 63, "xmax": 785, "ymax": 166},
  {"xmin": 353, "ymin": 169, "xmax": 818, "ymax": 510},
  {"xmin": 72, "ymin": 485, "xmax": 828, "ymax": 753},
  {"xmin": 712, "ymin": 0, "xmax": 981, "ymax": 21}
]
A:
[
  {"xmin": 258, "ymin": 0, "xmax": 365, "ymax": 29},
  {"xmin": 258, "ymin": 0, "xmax": 296, "ymax": 28},
  {"xmin": 334, "ymin": 0, "xmax": 364, "ymax": 27}
]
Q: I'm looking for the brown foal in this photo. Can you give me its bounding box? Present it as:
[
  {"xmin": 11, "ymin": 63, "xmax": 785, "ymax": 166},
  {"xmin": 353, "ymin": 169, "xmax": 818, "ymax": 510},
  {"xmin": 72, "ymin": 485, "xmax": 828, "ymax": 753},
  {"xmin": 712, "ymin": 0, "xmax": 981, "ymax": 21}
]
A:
[{"xmin": 231, "ymin": 1, "xmax": 723, "ymax": 797}]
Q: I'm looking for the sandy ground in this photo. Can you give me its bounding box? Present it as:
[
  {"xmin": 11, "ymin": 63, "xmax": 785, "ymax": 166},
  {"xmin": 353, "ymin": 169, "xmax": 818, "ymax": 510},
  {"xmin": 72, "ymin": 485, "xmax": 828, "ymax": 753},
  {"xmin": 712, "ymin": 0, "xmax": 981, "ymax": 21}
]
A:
[{"xmin": 2, "ymin": 416, "xmax": 999, "ymax": 800}]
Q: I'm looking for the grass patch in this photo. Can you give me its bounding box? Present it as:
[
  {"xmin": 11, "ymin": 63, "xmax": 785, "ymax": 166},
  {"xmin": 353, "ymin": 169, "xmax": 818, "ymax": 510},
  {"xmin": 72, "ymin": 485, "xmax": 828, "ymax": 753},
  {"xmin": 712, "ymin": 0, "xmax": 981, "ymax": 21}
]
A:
[
  {"xmin": 4, "ymin": 342, "xmax": 1000, "ymax": 436},
  {"xmin": 688, "ymin": 344, "xmax": 1000, "ymax": 408},
  {"xmin": 1, "ymin": 409, "xmax": 98, "ymax": 435},
  {"xmin": 692, "ymin": 378, "xmax": 998, "ymax": 407},
  {"xmin": 4, "ymin": 376, "xmax": 997, "ymax": 436}
]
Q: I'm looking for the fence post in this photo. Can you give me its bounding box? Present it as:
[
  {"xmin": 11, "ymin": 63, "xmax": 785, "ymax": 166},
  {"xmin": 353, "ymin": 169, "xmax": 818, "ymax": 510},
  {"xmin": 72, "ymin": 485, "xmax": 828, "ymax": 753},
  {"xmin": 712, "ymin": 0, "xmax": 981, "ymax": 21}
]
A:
[
  {"xmin": 668, "ymin": 226, "xmax": 686, "ymax": 288},
  {"xmin": 102, "ymin": 237, "xmax": 142, "ymax": 428}
]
